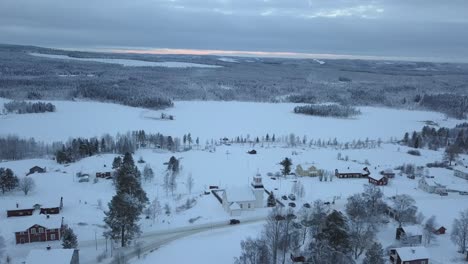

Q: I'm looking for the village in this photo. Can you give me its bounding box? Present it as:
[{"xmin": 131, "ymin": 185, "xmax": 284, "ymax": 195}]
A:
[{"xmin": 1, "ymin": 138, "xmax": 468, "ymax": 264}]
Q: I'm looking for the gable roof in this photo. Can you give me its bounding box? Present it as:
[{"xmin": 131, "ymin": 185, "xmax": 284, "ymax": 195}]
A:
[
  {"xmin": 17, "ymin": 215, "xmax": 62, "ymax": 231},
  {"xmin": 225, "ymin": 186, "xmax": 256, "ymax": 202},
  {"xmin": 402, "ymin": 225, "xmax": 422, "ymax": 235},
  {"xmin": 395, "ymin": 246, "xmax": 429, "ymax": 261},
  {"xmin": 26, "ymin": 249, "xmax": 74, "ymax": 264}
]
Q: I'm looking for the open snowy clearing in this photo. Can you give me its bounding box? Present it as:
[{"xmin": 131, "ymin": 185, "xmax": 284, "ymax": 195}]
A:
[
  {"xmin": 0, "ymin": 98, "xmax": 460, "ymax": 143},
  {"xmin": 28, "ymin": 53, "xmax": 222, "ymax": 68}
]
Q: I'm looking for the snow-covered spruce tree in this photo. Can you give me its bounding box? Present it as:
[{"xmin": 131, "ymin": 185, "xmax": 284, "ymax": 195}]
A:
[
  {"xmin": 267, "ymin": 192, "xmax": 276, "ymax": 207},
  {"xmin": 362, "ymin": 242, "xmax": 385, "ymax": 264},
  {"xmin": 112, "ymin": 156, "xmax": 122, "ymax": 169},
  {"xmin": 61, "ymin": 226, "xmax": 78, "ymax": 249},
  {"xmin": 316, "ymin": 210, "xmax": 351, "ymax": 255},
  {"xmin": 104, "ymin": 153, "xmax": 148, "ymax": 247},
  {"xmin": 280, "ymin": 157, "xmax": 292, "ymax": 176},
  {"xmin": 0, "ymin": 168, "xmax": 19, "ymax": 194}
]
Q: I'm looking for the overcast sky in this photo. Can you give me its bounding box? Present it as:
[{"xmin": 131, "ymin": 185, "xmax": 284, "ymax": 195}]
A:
[{"xmin": 1, "ymin": 0, "xmax": 467, "ymax": 61}]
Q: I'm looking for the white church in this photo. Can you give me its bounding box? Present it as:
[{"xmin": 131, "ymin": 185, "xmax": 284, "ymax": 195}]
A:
[{"xmin": 221, "ymin": 173, "xmax": 265, "ymax": 216}]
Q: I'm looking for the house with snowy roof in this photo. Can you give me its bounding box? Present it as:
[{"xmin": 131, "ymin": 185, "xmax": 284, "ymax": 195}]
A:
[
  {"xmin": 221, "ymin": 173, "xmax": 265, "ymax": 216},
  {"xmin": 396, "ymin": 225, "xmax": 423, "ymax": 245},
  {"xmin": 418, "ymin": 177, "xmax": 447, "ymax": 194},
  {"xmin": 389, "ymin": 246, "xmax": 429, "ymax": 264},
  {"xmin": 381, "ymin": 168, "xmax": 396, "ymax": 178},
  {"xmin": 296, "ymin": 165, "xmax": 320, "ymax": 177},
  {"xmin": 335, "ymin": 166, "xmax": 370, "ymax": 179},
  {"xmin": 26, "ymin": 248, "xmax": 79, "ymax": 264},
  {"xmin": 15, "ymin": 215, "xmax": 65, "ymax": 244}
]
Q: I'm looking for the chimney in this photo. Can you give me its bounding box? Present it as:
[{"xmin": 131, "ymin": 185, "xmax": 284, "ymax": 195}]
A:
[{"xmin": 16, "ymin": 203, "xmax": 18, "ymax": 208}]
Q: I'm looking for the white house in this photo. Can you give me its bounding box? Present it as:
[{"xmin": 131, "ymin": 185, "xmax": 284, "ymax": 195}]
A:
[
  {"xmin": 222, "ymin": 173, "xmax": 265, "ymax": 216},
  {"xmin": 418, "ymin": 177, "xmax": 447, "ymax": 194}
]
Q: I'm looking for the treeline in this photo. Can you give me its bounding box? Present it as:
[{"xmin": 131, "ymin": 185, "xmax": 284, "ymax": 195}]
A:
[
  {"xmin": 56, "ymin": 130, "xmax": 193, "ymax": 164},
  {"xmin": 401, "ymin": 123, "xmax": 468, "ymax": 152},
  {"xmin": 420, "ymin": 94, "xmax": 468, "ymax": 119},
  {"xmin": 293, "ymin": 104, "xmax": 361, "ymax": 118},
  {"xmin": 0, "ymin": 130, "xmax": 193, "ymax": 162},
  {"xmin": 77, "ymin": 83, "xmax": 173, "ymax": 110},
  {"xmin": 0, "ymin": 136, "xmax": 55, "ymax": 160},
  {"xmin": 3, "ymin": 100, "xmax": 56, "ymax": 114}
]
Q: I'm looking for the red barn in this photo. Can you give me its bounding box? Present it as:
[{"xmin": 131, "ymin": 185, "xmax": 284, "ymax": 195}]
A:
[
  {"xmin": 368, "ymin": 176, "xmax": 388, "ymax": 186},
  {"xmin": 434, "ymin": 226, "xmax": 446, "ymax": 235},
  {"xmin": 7, "ymin": 208, "xmax": 34, "ymax": 217},
  {"xmin": 15, "ymin": 217, "xmax": 65, "ymax": 244}
]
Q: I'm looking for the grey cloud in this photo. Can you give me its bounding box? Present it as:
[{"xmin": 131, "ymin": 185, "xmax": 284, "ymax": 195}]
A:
[{"xmin": 0, "ymin": 0, "xmax": 467, "ymax": 61}]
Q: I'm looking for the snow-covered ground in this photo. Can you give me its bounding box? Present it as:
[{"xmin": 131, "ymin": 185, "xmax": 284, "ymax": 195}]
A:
[
  {"xmin": 0, "ymin": 98, "xmax": 459, "ymax": 143},
  {"xmin": 1, "ymin": 99, "xmax": 467, "ymax": 263},
  {"xmin": 28, "ymin": 53, "xmax": 222, "ymax": 68}
]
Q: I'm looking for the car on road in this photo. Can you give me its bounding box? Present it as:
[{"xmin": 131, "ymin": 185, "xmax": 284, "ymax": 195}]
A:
[
  {"xmin": 303, "ymin": 203, "xmax": 311, "ymax": 208},
  {"xmin": 460, "ymin": 191, "xmax": 468, "ymax": 195},
  {"xmin": 288, "ymin": 202, "xmax": 296, "ymax": 207},
  {"xmin": 288, "ymin": 194, "xmax": 296, "ymax": 201},
  {"xmin": 229, "ymin": 219, "xmax": 241, "ymax": 225},
  {"xmin": 282, "ymin": 195, "xmax": 288, "ymax": 200}
]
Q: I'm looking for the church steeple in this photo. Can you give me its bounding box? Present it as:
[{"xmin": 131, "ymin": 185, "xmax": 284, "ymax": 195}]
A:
[{"xmin": 251, "ymin": 172, "xmax": 264, "ymax": 189}]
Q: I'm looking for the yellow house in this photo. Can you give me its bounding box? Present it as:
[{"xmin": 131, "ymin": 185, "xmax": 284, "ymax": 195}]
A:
[{"xmin": 296, "ymin": 165, "xmax": 320, "ymax": 177}]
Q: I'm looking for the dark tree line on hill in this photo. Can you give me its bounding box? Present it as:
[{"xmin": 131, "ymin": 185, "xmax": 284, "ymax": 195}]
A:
[
  {"xmin": 55, "ymin": 130, "xmax": 190, "ymax": 164},
  {"xmin": 401, "ymin": 123, "xmax": 468, "ymax": 153},
  {"xmin": 419, "ymin": 94, "xmax": 468, "ymax": 119},
  {"xmin": 293, "ymin": 104, "xmax": 361, "ymax": 118},
  {"xmin": 77, "ymin": 83, "xmax": 173, "ymax": 110},
  {"xmin": 3, "ymin": 100, "xmax": 56, "ymax": 114}
]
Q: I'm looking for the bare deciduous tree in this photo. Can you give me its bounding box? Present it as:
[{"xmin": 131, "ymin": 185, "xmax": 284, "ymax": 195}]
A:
[{"xmin": 19, "ymin": 177, "xmax": 35, "ymax": 195}]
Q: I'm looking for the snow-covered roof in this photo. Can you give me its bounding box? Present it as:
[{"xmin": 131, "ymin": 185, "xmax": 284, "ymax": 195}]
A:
[
  {"xmin": 402, "ymin": 225, "xmax": 422, "ymax": 235},
  {"xmin": 336, "ymin": 164, "xmax": 369, "ymax": 174},
  {"xmin": 26, "ymin": 249, "xmax": 75, "ymax": 264},
  {"xmin": 18, "ymin": 214, "xmax": 62, "ymax": 230},
  {"xmin": 383, "ymin": 168, "xmax": 395, "ymax": 174},
  {"xmin": 229, "ymin": 202, "xmax": 241, "ymax": 210},
  {"xmin": 225, "ymin": 186, "xmax": 256, "ymax": 202},
  {"xmin": 454, "ymin": 165, "xmax": 468, "ymax": 173},
  {"xmin": 395, "ymin": 246, "xmax": 429, "ymax": 261}
]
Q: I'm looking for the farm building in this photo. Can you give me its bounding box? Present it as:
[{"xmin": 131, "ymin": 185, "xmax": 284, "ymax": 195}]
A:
[
  {"xmin": 368, "ymin": 175, "xmax": 388, "ymax": 186},
  {"xmin": 27, "ymin": 166, "xmax": 46, "ymax": 176},
  {"xmin": 295, "ymin": 165, "xmax": 320, "ymax": 177},
  {"xmin": 15, "ymin": 216, "xmax": 65, "ymax": 244},
  {"xmin": 454, "ymin": 165, "xmax": 468, "ymax": 180},
  {"xmin": 335, "ymin": 167, "xmax": 370, "ymax": 179},
  {"xmin": 418, "ymin": 177, "xmax": 447, "ymax": 194},
  {"xmin": 7, "ymin": 208, "xmax": 34, "ymax": 217},
  {"xmin": 389, "ymin": 246, "xmax": 429, "ymax": 264},
  {"xmin": 396, "ymin": 226, "xmax": 423, "ymax": 245},
  {"xmin": 433, "ymin": 226, "xmax": 446, "ymax": 235},
  {"xmin": 221, "ymin": 173, "xmax": 265, "ymax": 216},
  {"xmin": 381, "ymin": 169, "xmax": 396, "ymax": 178},
  {"xmin": 25, "ymin": 248, "xmax": 79, "ymax": 264},
  {"xmin": 96, "ymin": 172, "xmax": 112, "ymax": 179}
]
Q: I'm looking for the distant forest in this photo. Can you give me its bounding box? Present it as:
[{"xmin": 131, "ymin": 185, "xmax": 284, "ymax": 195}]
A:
[
  {"xmin": 401, "ymin": 123, "xmax": 468, "ymax": 153},
  {"xmin": 0, "ymin": 130, "xmax": 195, "ymax": 162},
  {"xmin": 0, "ymin": 44, "xmax": 468, "ymax": 116},
  {"xmin": 293, "ymin": 104, "xmax": 361, "ymax": 118},
  {"xmin": 3, "ymin": 100, "xmax": 56, "ymax": 114}
]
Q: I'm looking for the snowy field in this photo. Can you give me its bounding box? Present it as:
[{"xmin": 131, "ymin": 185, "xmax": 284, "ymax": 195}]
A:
[
  {"xmin": 0, "ymin": 99, "xmax": 467, "ymax": 263},
  {"xmin": 0, "ymin": 98, "xmax": 459, "ymax": 143},
  {"xmin": 29, "ymin": 53, "xmax": 222, "ymax": 68}
]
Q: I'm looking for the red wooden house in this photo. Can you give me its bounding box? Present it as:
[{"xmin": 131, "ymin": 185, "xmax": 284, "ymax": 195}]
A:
[
  {"xmin": 15, "ymin": 217, "xmax": 65, "ymax": 244},
  {"xmin": 368, "ymin": 175, "xmax": 388, "ymax": 186},
  {"xmin": 434, "ymin": 226, "xmax": 446, "ymax": 235},
  {"xmin": 7, "ymin": 208, "xmax": 34, "ymax": 217}
]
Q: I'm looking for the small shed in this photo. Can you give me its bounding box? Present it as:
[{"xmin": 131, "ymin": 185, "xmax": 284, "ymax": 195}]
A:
[
  {"xmin": 7, "ymin": 208, "xmax": 35, "ymax": 217},
  {"xmin": 368, "ymin": 175, "xmax": 388, "ymax": 186},
  {"xmin": 27, "ymin": 166, "xmax": 46, "ymax": 176},
  {"xmin": 434, "ymin": 226, "xmax": 446, "ymax": 235},
  {"xmin": 247, "ymin": 150, "xmax": 257, "ymax": 155}
]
